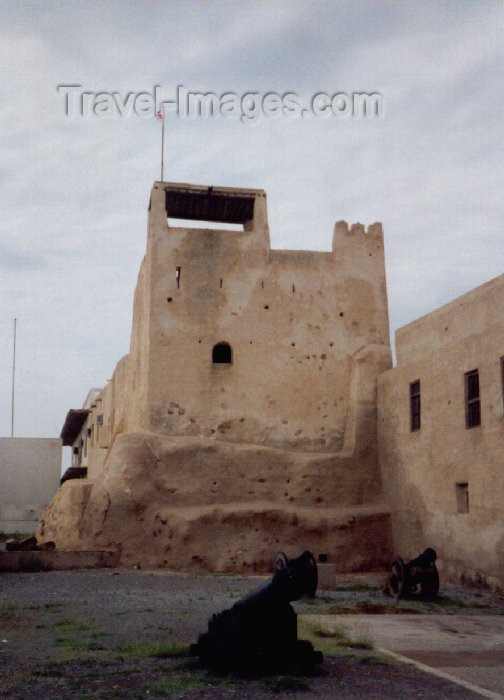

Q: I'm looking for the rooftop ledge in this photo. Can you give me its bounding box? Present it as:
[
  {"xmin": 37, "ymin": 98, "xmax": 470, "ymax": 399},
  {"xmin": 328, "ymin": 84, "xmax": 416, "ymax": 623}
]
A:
[{"xmin": 154, "ymin": 181, "xmax": 265, "ymax": 225}]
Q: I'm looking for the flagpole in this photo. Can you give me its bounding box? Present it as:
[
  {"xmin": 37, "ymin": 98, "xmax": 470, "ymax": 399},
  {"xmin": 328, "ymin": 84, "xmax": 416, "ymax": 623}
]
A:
[
  {"xmin": 11, "ymin": 317, "xmax": 17, "ymax": 438},
  {"xmin": 160, "ymin": 104, "xmax": 165, "ymax": 182}
]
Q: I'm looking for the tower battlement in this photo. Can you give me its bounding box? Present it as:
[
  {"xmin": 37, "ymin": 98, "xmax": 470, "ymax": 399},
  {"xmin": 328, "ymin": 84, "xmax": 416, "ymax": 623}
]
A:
[
  {"xmin": 332, "ymin": 220, "xmax": 384, "ymax": 252},
  {"xmin": 334, "ymin": 220, "xmax": 383, "ymax": 238}
]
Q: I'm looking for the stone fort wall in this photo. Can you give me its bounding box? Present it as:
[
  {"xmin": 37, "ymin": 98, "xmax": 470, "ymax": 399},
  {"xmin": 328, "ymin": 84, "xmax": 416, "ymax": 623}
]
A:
[
  {"xmin": 37, "ymin": 182, "xmax": 504, "ymax": 587},
  {"xmin": 38, "ymin": 182, "xmax": 393, "ymax": 571},
  {"xmin": 378, "ymin": 274, "xmax": 504, "ymax": 589}
]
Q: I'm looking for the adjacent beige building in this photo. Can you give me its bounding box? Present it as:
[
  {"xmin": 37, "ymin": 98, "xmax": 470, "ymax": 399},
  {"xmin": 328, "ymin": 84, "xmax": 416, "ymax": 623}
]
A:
[
  {"xmin": 379, "ymin": 274, "xmax": 504, "ymax": 589},
  {"xmin": 38, "ymin": 180, "xmax": 504, "ymax": 589},
  {"xmin": 60, "ymin": 388, "xmax": 107, "ymax": 481}
]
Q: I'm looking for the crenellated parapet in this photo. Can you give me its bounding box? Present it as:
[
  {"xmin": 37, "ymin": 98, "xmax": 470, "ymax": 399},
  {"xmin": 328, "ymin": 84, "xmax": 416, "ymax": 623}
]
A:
[
  {"xmin": 332, "ymin": 220, "xmax": 384, "ymax": 260},
  {"xmin": 333, "ymin": 220, "xmax": 383, "ymax": 238}
]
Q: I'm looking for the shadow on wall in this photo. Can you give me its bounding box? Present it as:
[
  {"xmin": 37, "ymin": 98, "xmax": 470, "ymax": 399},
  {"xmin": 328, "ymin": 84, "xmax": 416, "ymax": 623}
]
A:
[{"xmin": 388, "ymin": 481, "xmax": 428, "ymax": 559}]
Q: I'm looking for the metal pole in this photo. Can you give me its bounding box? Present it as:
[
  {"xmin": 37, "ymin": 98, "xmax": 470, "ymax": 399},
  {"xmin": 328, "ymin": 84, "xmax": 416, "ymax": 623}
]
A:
[
  {"xmin": 11, "ymin": 318, "xmax": 16, "ymax": 438},
  {"xmin": 161, "ymin": 105, "xmax": 165, "ymax": 182}
]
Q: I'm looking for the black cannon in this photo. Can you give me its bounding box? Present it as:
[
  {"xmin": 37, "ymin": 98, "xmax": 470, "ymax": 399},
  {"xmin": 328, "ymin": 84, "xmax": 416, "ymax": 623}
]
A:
[
  {"xmin": 190, "ymin": 550, "xmax": 323, "ymax": 675},
  {"xmin": 384, "ymin": 547, "xmax": 439, "ymax": 599}
]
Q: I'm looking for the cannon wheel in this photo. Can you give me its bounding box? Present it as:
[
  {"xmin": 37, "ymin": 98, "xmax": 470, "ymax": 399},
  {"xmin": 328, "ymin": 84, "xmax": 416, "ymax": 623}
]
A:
[{"xmin": 387, "ymin": 556, "xmax": 406, "ymax": 598}]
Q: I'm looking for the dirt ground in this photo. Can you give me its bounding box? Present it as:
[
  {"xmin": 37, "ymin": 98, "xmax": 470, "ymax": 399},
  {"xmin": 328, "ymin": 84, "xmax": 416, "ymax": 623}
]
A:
[{"xmin": 1, "ymin": 568, "xmax": 500, "ymax": 699}]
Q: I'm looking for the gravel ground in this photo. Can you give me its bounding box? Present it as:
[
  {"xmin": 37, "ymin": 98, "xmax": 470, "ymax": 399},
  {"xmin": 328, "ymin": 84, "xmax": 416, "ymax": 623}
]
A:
[{"xmin": 0, "ymin": 568, "xmax": 496, "ymax": 699}]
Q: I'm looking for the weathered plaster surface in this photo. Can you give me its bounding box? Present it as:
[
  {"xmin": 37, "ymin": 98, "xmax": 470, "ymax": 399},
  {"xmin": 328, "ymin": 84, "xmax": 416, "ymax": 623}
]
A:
[
  {"xmin": 39, "ymin": 182, "xmax": 392, "ymax": 571},
  {"xmin": 378, "ymin": 274, "xmax": 504, "ymax": 590}
]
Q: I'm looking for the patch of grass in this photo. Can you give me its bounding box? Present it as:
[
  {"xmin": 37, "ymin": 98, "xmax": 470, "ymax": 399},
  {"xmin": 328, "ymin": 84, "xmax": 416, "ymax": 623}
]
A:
[
  {"xmin": 56, "ymin": 618, "xmax": 109, "ymax": 637},
  {"xmin": 0, "ymin": 603, "xmax": 21, "ymax": 624},
  {"xmin": 110, "ymin": 610, "xmax": 128, "ymax": 617},
  {"xmin": 116, "ymin": 640, "xmax": 190, "ymax": 659},
  {"xmin": 169, "ymin": 657, "xmax": 201, "ymax": 672},
  {"xmin": 261, "ymin": 675, "xmax": 310, "ymax": 693},
  {"xmin": 51, "ymin": 618, "xmax": 109, "ymax": 657},
  {"xmin": 299, "ymin": 618, "xmax": 373, "ymax": 654},
  {"xmin": 54, "ymin": 617, "xmax": 93, "ymax": 633},
  {"xmin": 90, "ymin": 689, "xmax": 142, "ymax": 700},
  {"xmin": 299, "ymin": 598, "xmax": 320, "ymax": 606},
  {"xmin": 145, "ymin": 671, "xmax": 234, "ymax": 693},
  {"xmin": 54, "ymin": 637, "xmax": 106, "ymax": 653},
  {"xmin": 32, "ymin": 664, "xmax": 66, "ymax": 678},
  {"xmin": 333, "ymin": 583, "xmax": 381, "ymax": 593},
  {"xmin": 43, "ymin": 603, "xmax": 64, "ymax": 612},
  {"xmin": 311, "ymin": 621, "xmax": 372, "ymax": 648},
  {"xmin": 146, "ymin": 678, "xmax": 204, "ymax": 693},
  {"xmin": 358, "ymin": 651, "xmax": 398, "ymax": 666},
  {"xmin": 33, "ymin": 656, "xmax": 107, "ymax": 677},
  {"xmin": 0, "ymin": 603, "xmax": 18, "ymax": 613}
]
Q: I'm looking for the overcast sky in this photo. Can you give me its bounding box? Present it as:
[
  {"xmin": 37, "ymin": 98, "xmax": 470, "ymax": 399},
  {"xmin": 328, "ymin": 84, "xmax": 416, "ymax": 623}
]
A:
[{"xmin": 1, "ymin": 1, "xmax": 503, "ymax": 446}]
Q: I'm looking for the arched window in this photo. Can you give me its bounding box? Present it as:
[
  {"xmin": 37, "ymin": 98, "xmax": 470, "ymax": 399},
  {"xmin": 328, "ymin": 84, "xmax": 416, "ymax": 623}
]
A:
[{"xmin": 212, "ymin": 342, "xmax": 232, "ymax": 365}]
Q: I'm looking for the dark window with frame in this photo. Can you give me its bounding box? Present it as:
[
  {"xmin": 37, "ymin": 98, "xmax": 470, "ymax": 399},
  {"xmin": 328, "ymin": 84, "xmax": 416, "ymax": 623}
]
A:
[
  {"xmin": 465, "ymin": 369, "xmax": 481, "ymax": 428},
  {"xmin": 212, "ymin": 342, "xmax": 232, "ymax": 365},
  {"xmin": 501, "ymin": 356, "xmax": 504, "ymax": 413},
  {"xmin": 455, "ymin": 482, "xmax": 469, "ymax": 514},
  {"xmin": 410, "ymin": 380, "xmax": 421, "ymax": 431}
]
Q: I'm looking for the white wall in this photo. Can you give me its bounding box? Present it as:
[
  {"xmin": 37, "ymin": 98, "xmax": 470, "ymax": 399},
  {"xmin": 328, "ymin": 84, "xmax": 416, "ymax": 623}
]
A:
[{"xmin": 0, "ymin": 438, "xmax": 62, "ymax": 534}]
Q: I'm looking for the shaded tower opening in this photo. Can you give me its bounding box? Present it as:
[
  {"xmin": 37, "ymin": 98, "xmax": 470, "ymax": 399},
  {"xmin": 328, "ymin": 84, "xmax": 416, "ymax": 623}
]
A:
[{"xmin": 212, "ymin": 342, "xmax": 232, "ymax": 365}]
